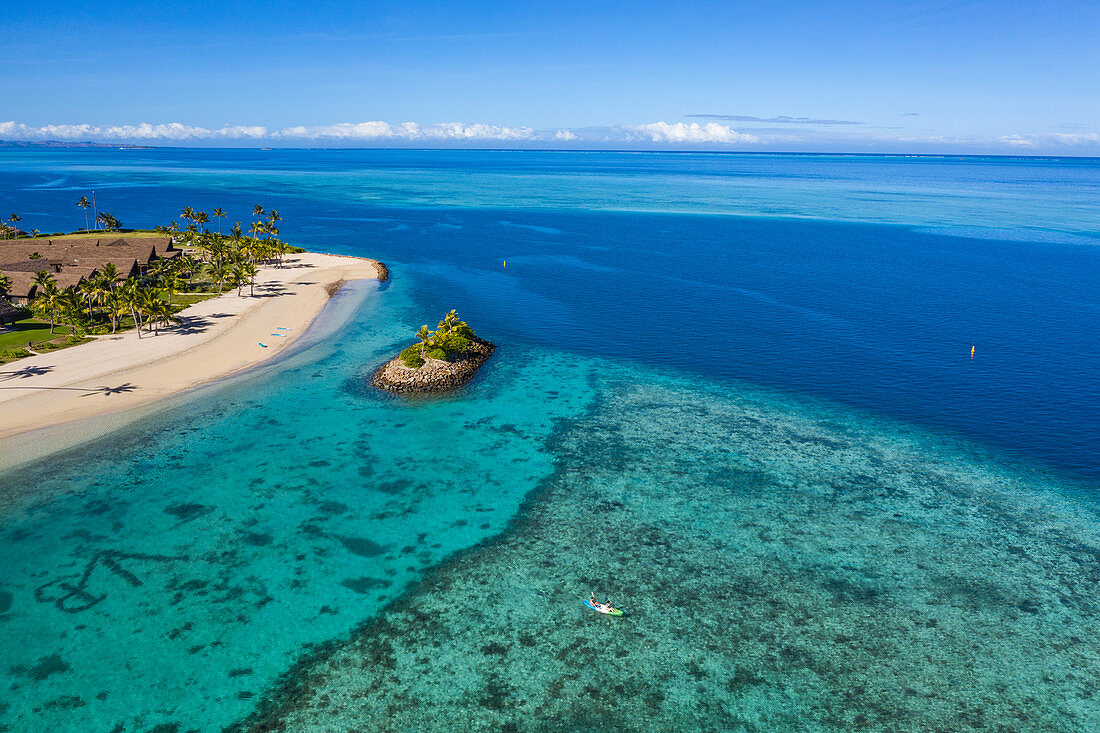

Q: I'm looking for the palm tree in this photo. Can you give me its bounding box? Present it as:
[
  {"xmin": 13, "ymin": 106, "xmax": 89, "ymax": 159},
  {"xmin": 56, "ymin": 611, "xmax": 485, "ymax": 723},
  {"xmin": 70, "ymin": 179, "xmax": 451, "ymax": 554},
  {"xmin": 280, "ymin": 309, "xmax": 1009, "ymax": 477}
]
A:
[
  {"xmin": 252, "ymin": 204, "xmax": 265, "ymax": 219},
  {"xmin": 416, "ymin": 324, "xmax": 434, "ymax": 358},
  {"xmin": 97, "ymin": 212, "xmax": 121, "ymax": 231},
  {"xmin": 176, "ymin": 253, "xmax": 199, "ymax": 290},
  {"xmin": 78, "ymin": 196, "xmax": 91, "ymax": 231},
  {"xmin": 195, "ymin": 211, "xmax": 210, "ymax": 233},
  {"xmin": 28, "ymin": 252, "xmax": 42, "ymax": 259},
  {"xmin": 145, "ymin": 297, "xmax": 173, "ymax": 335},
  {"xmin": 0, "ymin": 273, "xmax": 12, "ymax": 297},
  {"xmin": 32, "ymin": 280, "xmax": 61, "ymax": 333},
  {"xmin": 210, "ymin": 260, "xmax": 234, "ymax": 294},
  {"xmin": 212, "ymin": 207, "xmax": 227, "ymax": 235},
  {"xmin": 77, "ymin": 279, "xmax": 99, "ymax": 323},
  {"xmin": 267, "ymin": 209, "xmax": 281, "ymax": 240},
  {"xmin": 95, "ymin": 267, "xmax": 122, "ymax": 333},
  {"xmin": 136, "ymin": 288, "xmax": 158, "ymax": 335},
  {"xmin": 151, "ymin": 260, "xmax": 180, "ymax": 307},
  {"xmin": 442, "ymin": 309, "xmax": 460, "ymax": 332},
  {"xmin": 241, "ymin": 262, "xmax": 259, "ymax": 296},
  {"xmin": 99, "ymin": 262, "xmax": 120, "ymax": 289},
  {"xmin": 7, "ymin": 214, "xmax": 21, "ymax": 237},
  {"xmin": 101, "ymin": 288, "xmax": 124, "ymax": 333},
  {"xmin": 57, "ymin": 288, "xmax": 85, "ymax": 335},
  {"xmin": 118, "ymin": 279, "xmax": 143, "ymax": 338},
  {"xmin": 32, "ymin": 270, "xmax": 55, "ymax": 295},
  {"xmin": 231, "ymin": 261, "xmax": 252, "ymax": 296},
  {"xmin": 180, "ymin": 206, "xmax": 195, "ymax": 231}
]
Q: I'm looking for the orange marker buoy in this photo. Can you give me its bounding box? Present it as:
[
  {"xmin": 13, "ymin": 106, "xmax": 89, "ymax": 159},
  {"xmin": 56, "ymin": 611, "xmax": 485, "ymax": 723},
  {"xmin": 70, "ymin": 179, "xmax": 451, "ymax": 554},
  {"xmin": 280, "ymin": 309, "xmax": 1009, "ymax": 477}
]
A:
[{"xmin": 970, "ymin": 345, "xmax": 975, "ymax": 359}]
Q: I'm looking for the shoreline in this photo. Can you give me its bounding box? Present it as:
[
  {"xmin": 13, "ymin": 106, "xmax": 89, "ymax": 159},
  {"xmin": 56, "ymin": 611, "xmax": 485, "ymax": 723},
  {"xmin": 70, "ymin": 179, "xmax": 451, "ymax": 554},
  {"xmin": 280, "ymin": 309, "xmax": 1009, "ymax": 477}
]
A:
[{"xmin": 0, "ymin": 251, "xmax": 383, "ymax": 470}]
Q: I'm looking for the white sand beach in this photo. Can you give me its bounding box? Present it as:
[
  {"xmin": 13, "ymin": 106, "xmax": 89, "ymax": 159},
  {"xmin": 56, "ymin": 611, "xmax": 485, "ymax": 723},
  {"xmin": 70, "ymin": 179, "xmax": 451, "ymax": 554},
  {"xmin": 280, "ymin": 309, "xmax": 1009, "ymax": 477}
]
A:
[{"xmin": 0, "ymin": 252, "xmax": 382, "ymax": 467}]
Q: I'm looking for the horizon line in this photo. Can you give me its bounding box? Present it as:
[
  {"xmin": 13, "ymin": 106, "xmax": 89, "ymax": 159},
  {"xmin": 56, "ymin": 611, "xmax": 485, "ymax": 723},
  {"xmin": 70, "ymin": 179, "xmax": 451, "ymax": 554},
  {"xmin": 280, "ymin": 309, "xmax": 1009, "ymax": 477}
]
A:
[{"xmin": 2, "ymin": 144, "xmax": 1099, "ymax": 161}]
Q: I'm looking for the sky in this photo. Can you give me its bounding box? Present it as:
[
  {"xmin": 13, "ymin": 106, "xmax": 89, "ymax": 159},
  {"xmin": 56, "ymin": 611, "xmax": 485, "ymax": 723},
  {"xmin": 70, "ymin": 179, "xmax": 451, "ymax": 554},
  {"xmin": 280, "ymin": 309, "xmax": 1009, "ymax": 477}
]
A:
[{"xmin": 1, "ymin": 0, "xmax": 1098, "ymax": 153}]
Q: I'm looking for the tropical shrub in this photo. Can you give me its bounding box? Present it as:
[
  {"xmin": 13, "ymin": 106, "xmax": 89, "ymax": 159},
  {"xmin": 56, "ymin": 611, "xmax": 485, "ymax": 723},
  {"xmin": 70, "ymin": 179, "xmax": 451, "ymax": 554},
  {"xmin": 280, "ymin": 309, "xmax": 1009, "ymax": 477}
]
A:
[
  {"xmin": 432, "ymin": 331, "xmax": 470, "ymax": 359},
  {"xmin": 426, "ymin": 347, "xmax": 447, "ymax": 361},
  {"xmin": 400, "ymin": 345, "xmax": 425, "ymax": 368}
]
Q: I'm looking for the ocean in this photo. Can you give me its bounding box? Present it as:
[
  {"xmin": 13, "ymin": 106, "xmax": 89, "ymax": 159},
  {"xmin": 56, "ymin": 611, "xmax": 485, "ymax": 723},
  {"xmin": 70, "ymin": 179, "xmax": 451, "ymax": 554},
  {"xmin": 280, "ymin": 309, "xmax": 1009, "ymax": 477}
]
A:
[{"xmin": 1, "ymin": 149, "xmax": 1098, "ymax": 731}]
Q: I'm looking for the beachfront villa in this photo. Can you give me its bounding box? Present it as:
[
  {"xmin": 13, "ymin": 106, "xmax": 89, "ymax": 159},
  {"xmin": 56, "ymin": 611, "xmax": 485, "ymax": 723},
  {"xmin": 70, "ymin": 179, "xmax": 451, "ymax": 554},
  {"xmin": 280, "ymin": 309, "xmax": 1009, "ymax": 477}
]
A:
[{"xmin": 0, "ymin": 235, "xmax": 178, "ymax": 305}]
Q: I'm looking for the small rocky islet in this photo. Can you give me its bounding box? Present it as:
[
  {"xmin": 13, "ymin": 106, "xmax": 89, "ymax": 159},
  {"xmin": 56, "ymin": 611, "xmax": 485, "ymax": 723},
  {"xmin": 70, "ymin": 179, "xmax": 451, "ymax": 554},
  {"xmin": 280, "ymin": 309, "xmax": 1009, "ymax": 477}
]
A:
[{"xmin": 371, "ymin": 310, "xmax": 496, "ymax": 393}]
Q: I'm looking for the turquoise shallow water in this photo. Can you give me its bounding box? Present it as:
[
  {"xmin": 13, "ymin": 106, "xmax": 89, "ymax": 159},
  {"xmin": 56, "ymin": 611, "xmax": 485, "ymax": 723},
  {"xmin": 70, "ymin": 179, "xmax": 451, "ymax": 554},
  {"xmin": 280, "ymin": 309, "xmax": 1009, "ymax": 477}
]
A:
[
  {"xmin": 0, "ymin": 276, "xmax": 596, "ymax": 729},
  {"xmin": 2, "ymin": 150, "xmax": 1099, "ymax": 731},
  {"xmin": 238, "ymin": 365, "xmax": 1100, "ymax": 731}
]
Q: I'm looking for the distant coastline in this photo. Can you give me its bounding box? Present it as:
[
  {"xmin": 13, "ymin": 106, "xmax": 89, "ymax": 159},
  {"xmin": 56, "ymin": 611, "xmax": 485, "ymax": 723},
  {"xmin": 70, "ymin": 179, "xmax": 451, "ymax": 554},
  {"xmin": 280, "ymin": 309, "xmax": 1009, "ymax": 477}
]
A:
[{"xmin": 0, "ymin": 139, "xmax": 155, "ymax": 149}]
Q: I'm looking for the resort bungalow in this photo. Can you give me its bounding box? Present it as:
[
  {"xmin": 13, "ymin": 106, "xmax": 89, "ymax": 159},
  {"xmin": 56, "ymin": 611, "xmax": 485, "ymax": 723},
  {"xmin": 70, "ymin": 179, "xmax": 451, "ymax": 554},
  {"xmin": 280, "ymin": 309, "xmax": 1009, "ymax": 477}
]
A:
[
  {"xmin": 0, "ymin": 298, "xmax": 22, "ymax": 328},
  {"xmin": 0, "ymin": 235, "xmax": 178, "ymax": 305}
]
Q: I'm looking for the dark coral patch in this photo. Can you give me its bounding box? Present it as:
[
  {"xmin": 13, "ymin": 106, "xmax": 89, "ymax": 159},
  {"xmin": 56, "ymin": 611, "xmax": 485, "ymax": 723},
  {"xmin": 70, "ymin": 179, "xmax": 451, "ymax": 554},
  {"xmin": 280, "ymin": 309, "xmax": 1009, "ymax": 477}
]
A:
[
  {"xmin": 338, "ymin": 536, "xmax": 388, "ymax": 557},
  {"xmin": 340, "ymin": 577, "xmax": 392, "ymax": 594},
  {"xmin": 163, "ymin": 503, "xmax": 212, "ymax": 521}
]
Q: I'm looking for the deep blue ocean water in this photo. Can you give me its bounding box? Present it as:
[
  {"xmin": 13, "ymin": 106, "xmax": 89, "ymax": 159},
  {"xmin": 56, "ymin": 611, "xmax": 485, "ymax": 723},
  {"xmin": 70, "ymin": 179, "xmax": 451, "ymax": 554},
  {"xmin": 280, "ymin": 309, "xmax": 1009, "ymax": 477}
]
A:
[{"xmin": 1, "ymin": 150, "xmax": 1099, "ymax": 730}]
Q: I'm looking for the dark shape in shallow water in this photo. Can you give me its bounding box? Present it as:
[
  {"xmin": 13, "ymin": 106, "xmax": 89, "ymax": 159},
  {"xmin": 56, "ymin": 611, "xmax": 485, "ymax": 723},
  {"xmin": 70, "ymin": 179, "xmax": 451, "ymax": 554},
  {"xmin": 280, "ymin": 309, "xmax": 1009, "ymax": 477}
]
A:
[
  {"xmin": 11, "ymin": 653, "xmax": 70, "ymax": 681},
  {"xmin": 337, "ymin": 536, "xmax": 389, "ymax": 558},
  {"xmin": 340, "ymin": 577, "xmax": 392, "ymax": 594},
  {"xmin": 163, "ymin": 503, "xmax": 213, "ymax": 522}
]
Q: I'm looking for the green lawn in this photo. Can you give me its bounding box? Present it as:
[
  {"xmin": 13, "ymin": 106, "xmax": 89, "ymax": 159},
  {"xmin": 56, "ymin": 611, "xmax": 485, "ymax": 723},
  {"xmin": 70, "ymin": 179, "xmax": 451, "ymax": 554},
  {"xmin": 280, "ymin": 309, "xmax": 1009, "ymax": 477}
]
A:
[
  {"xmin": 0, "ymin": 319, "xmax": 66, "ymax": 352},
  {"xmin": 170, "ymin": 292, "xmax": 219, "ymax": 308},
  {"xmin": 0, "ymin": 292, "xmax": 220, "ymax": 365},
  {"xmin": 21, "ymin": 229, "xmax": 163, "ymax": 240}
]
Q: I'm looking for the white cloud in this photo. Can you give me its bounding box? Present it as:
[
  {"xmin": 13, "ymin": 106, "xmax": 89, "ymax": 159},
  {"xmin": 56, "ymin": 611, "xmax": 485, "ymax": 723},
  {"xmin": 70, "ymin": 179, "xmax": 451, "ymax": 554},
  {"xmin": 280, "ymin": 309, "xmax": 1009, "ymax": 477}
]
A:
[
  {"xmin": 1000, "ymin": 134, "xmax": 1037, "ymax": 147},
  {"xmin": 0, "ymin": 119, "xmax": 757, "ymax": 146},
  {"xmin": 0, "ymin": 120, "xmax": 267, "ymax": 140},
  {"xmin": 271, "ymin": 121, "xmax": 536, "ymax": 141},
  {"xmin": 5, "ymin": 118, "xmax": 1095, "ymax": 152},
  {"xmin": 620, "ymin": 121, "xmax": 758, "ymax": 144}
]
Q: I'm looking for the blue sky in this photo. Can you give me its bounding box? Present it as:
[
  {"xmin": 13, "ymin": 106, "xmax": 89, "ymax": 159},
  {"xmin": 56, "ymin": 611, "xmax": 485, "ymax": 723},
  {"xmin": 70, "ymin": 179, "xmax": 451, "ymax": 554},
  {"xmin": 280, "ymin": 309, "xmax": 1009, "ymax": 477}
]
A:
[{"xmin": 2, "ymin": 0, "xmax": 1098, "ymax": 153}]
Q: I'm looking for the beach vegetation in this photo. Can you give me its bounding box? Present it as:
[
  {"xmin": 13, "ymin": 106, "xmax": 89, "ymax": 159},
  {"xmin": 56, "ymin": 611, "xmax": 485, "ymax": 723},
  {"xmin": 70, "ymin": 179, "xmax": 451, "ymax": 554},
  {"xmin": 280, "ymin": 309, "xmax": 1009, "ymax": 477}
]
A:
[
  {"xmin": 1, "ymin": 201, "xmax": 296, "ymax": 362},
  {"xmin": 96, "ymin": 212, "xmax": 122, "ymax": 231},
  {"xmin": 399, "ymin": 309, "xmax": 479, "ymax": 368},
  {"xmin": 400, "ymin": 345, "xmax": 425, "ymax": 368},
  {"xmin": 77, "ymin": 197, "xmax": 91, "ymax": 230}
]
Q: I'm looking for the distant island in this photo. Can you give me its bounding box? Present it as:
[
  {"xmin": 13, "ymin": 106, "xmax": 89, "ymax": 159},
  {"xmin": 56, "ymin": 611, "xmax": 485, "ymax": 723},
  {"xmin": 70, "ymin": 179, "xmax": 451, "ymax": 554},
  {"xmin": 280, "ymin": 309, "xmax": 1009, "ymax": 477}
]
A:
[
  {"xmin": 372, "ymin": 310, "xmax": 495, "ymax": 393},
  {"xmin": 0, "ymin": 140, "xmax": 155, "ymax": 149}
]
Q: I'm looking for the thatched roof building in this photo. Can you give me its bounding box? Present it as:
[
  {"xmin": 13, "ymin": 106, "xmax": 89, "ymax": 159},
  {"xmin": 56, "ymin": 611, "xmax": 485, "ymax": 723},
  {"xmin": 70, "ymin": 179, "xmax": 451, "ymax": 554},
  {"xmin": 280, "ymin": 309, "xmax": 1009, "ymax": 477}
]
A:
[
  {"xmin": 0, "ymin": 235, "xmax": 178, "ymax": 304},
  {"xmin": 0, "ymin": 298, "xmax": 22, "ymax": 326}
]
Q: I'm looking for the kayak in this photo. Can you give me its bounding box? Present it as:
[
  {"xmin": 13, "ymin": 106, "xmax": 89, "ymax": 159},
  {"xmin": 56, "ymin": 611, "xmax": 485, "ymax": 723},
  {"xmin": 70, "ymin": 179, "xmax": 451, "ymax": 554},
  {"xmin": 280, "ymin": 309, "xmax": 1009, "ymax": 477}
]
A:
[{"xmin": 585, "ymin": 599, "xmax": 623, "ymax": 616}]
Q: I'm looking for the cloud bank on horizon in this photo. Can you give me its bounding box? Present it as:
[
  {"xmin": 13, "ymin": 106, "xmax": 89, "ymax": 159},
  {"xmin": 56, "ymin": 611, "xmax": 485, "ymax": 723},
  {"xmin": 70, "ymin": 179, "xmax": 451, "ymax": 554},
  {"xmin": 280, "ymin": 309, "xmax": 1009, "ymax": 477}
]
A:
[
  {"xmin": 0, "ymin": 120, "xmax": 756, "ymax": 145},
  {"xmin": 1, "ymin": 119, "xmax": 1097, "ymax": 153}
]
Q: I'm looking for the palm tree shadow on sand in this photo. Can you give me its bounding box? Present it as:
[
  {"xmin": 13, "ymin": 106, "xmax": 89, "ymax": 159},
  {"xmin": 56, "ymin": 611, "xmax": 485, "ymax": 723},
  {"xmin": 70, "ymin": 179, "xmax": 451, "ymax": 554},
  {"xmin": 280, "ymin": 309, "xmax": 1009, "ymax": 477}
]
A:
[
  {"xmin": 0, "ymin": 364, "xmax": 55, "ymax": 381},
  {"xmin": 0, "ymin": 382, "xmax": 138, "ymax": 396},
  {"xmin": 80, "ymin": 383, "xmax": 139, "ymax": 397}
]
